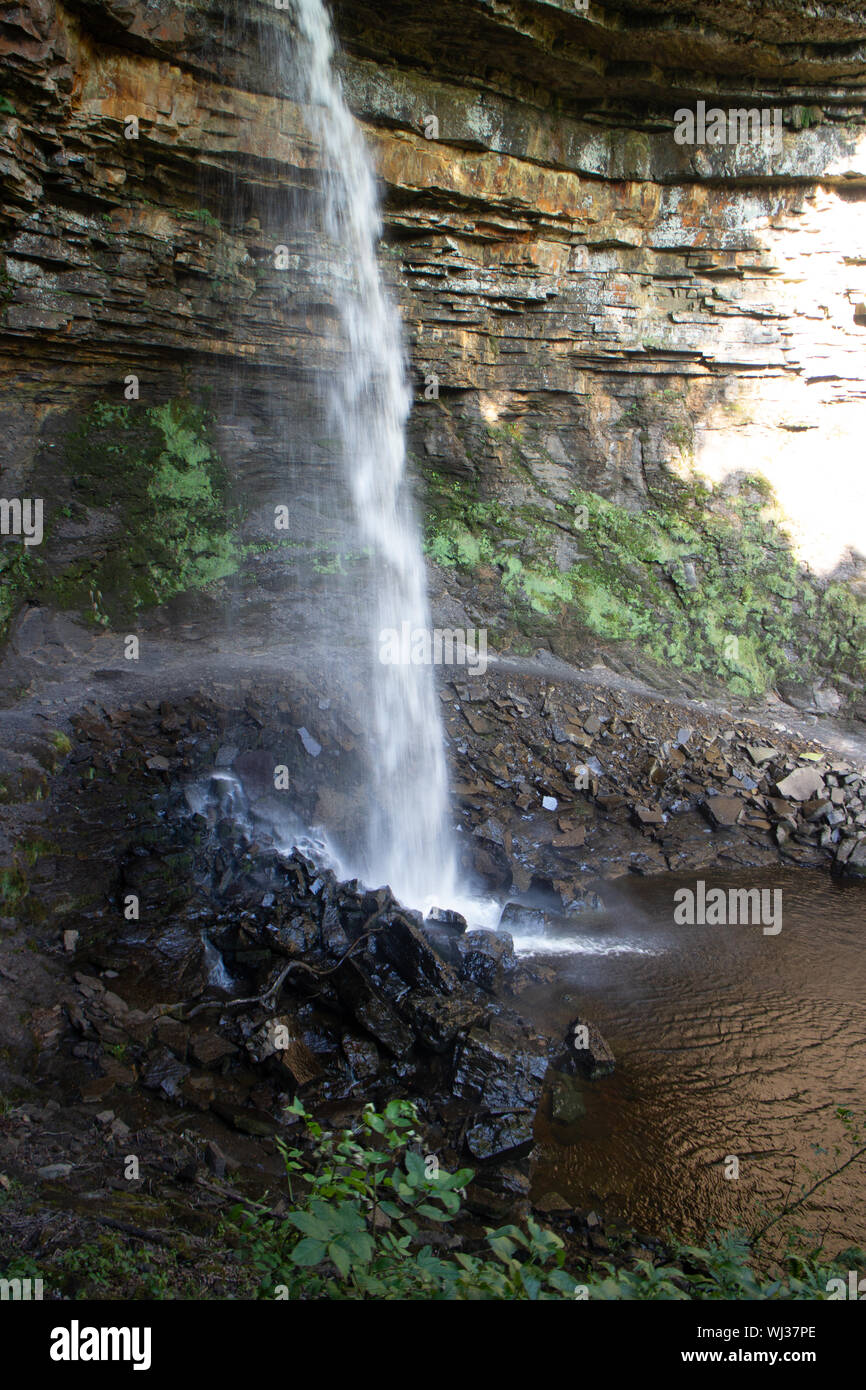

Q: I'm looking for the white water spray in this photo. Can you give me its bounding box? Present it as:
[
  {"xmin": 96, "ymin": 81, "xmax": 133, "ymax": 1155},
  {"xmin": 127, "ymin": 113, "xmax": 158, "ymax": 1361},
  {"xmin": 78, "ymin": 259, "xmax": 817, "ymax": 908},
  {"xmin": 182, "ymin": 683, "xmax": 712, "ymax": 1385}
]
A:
[{"xmin": 292, "ymin": 0, "xmax": 458, "ymax": 911}]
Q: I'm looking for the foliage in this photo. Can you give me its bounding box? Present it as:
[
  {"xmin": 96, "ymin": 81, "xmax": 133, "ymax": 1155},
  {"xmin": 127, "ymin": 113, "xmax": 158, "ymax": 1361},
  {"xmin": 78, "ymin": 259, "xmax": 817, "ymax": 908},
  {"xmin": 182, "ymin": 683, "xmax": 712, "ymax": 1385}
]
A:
[
  {"xmin": 52, "ymin": 399, "xmax": 243, "ymax": 623},
  {"xmin": 232, "ymin": 1098, "xmax": 580, "ymax": 1300},
  {"xmin": 422, "ymin": 430, "xmax": 866, "ymax": 697},
  {"xmin": 588, "ymin": 1230, "xmax": 855, "ymax": 1301},
  {"xmin": 229, "ymin": 1099, "xmax": 864, "ymax": 1301},
  {"xmin": 187, "ymin": 208, "xmax": 220, "ymax": 230}
]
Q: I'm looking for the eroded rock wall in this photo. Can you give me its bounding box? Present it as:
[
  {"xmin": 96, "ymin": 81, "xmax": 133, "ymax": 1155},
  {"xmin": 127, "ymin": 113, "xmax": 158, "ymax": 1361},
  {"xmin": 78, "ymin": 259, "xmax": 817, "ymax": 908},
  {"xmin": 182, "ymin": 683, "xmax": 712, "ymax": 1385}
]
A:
[{"xmin": 1, "ymin": 0, "xmax": 865, "ymax": 709}]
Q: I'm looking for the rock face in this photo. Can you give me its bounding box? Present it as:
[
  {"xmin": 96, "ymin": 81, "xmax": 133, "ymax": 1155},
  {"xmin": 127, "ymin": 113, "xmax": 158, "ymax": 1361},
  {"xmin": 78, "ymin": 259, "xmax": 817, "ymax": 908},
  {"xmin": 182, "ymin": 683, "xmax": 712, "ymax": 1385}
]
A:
[{"xmin": 1, "ymin": 0, "xmax": 865, "ymax": 710}]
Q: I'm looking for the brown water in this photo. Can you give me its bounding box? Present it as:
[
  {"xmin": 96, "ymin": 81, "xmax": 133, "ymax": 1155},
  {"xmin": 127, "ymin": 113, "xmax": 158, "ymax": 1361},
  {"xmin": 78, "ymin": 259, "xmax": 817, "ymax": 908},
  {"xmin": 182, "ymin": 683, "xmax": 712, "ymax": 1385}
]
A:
[{"xmin": 523, "ymin": 868, "xmax": 866, "ymax": 1252}]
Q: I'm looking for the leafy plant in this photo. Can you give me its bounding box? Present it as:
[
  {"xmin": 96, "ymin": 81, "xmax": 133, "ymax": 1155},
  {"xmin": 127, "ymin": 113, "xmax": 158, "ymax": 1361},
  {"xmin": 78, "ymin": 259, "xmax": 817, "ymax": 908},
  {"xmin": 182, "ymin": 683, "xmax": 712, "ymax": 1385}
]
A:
[{"xmin": 232, "ymin": 1098, "xmax": 580, "ymax": 1300}]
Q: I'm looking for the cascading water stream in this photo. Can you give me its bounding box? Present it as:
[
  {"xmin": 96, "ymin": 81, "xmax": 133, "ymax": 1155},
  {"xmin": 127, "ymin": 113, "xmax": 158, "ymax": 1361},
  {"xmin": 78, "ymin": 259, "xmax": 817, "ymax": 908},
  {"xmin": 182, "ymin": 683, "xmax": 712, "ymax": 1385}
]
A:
[{"xmin": 290, "ymin": 0, "xmax": 458, "ymax": 911}]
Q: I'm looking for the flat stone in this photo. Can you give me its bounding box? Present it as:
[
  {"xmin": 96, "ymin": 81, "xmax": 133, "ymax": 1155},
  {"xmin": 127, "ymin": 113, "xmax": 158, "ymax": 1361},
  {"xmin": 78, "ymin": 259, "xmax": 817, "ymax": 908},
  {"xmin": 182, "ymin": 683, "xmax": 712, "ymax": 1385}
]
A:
[
  {"xmin": 703, "ymin": 796, "xmax": 744, "ymax": 828},
  {"xmin": 189, "ymin": 1031, "xmax": 238, "ymax": 1068},
  {"xmin": 553, "ymin": 824, "xmax": 586, "ymax": 848},
  {"xmin": 38, "ymin": 1164, "xmax": 74, "ymax": 1180},
  {"xmin": 297, "ymin": 726, "xmax": 321, "ymax": 757},
  {"xmin": 776, "ymin": 767, "xmax": 826, "ymax": 802},
  {"xmin": 533, "ymin": 1190, "xmax": 571, "ymax": 1213},
  {"xmin": 746, "ymin": 744, "xmax": 778, "ymax": 765}
]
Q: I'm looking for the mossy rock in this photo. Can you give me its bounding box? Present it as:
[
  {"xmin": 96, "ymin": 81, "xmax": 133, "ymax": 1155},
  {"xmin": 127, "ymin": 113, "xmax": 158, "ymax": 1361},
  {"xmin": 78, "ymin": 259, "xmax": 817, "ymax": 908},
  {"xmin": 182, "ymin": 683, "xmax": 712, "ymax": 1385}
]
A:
[{"xmin": 1, "ymin": 398, "xmax": 245, "ymax": 636}]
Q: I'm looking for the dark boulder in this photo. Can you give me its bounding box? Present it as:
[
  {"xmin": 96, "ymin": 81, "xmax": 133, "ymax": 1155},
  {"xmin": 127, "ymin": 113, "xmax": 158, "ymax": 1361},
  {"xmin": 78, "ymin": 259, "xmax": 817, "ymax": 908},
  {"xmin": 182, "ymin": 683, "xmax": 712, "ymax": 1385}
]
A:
[
  {"xmin": 465, "ymin": 1110, "xmax": 534, "ymax": 1161},
  {"xmin": 559, "ymin": 1016, "xmax": 615, "ymax": 1080},
  {"xmin": 456, "ymin": 929, "xmax": 517, "ymax": 993}
]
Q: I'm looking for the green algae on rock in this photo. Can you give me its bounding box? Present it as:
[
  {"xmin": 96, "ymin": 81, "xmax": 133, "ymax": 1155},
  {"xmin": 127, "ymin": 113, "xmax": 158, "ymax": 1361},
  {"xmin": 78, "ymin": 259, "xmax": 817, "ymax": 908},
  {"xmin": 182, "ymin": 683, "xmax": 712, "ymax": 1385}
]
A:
[
  {"xmin": 0, "ymin": 399, "xmax": 244, "ymax": 635},
  {"xmin": 424, "ymin": 433, "xmax": 866, "ymax": 701}
]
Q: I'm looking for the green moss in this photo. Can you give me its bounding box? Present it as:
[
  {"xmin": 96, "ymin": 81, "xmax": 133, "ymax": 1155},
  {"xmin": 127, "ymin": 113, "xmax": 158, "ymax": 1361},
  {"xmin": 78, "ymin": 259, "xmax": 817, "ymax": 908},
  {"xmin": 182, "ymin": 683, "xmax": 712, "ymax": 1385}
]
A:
[
  {"xmin": 0, "ymin": 864, "xmax": 27, "ymax": 908},
  {"xmin": 187, "ymin": 208, "xmax": 220, "ymax": 230},
  {"xmin": 38, "ymin": 398, "xmax": 245, "ymax": 625},
  {"xmin": 423, "ymin": 435, "xmax": 866, "ymax": 700}
]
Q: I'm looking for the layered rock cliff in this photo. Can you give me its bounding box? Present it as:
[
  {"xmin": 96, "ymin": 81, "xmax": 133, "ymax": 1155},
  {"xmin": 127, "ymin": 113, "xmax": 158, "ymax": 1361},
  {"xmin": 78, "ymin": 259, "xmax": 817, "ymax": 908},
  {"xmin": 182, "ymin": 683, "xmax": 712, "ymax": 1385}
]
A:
[{"xmin": 1, "ymin": 0, "xmax": 865, "ymax": 713}]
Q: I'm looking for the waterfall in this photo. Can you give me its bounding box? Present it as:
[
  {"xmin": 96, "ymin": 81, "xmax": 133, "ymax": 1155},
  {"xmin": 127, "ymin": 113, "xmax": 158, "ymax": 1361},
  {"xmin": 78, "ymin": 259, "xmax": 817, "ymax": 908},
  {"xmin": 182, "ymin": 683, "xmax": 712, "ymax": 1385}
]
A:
[{"xmin": 290, "ymin": 0, "xmax": 458, "ymax": 912}]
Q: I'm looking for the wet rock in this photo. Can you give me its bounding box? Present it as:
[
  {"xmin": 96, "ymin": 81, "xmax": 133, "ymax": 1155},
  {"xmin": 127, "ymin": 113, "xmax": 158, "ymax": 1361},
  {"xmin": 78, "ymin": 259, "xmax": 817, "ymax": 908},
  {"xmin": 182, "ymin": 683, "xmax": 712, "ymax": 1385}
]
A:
[
  {"xmin": 211, "ymin": 1103, "xmax": 278, "ymax": 1138},
  {"xmin": 845, "ymin": 840, "xmax": 866, "ymax": 875},
  {"xmin": 263, "ymin": 912, "xmax": 320, "ymax": 956},
  {"xmin": 399, "ymin": 991, "xmax": 488, "ymax": 1052},
  {"xmin": 204, "ymin": 1140, "xmax": 228, "ymax": 1177},
  {"xmin": 336, "ymin": 960, "xmax": 416, "ymax": 1057},
  {"xmin": 422, "ymin": 907, "xmax": 467, "ymax": 967},
  {"xmin": 181, "ymin": 1073, "xmax": 216, "ymax": 1108},
  {"xmin": 153, "ymin": 1016, "xmax": 189, "ymax": 1058},
  {"xmin": 189, "ymin": 1031, "xmax": 238, "ymax": 1068},
  {"xmin": 321, "ymin": 903, "xmax": 350, "ymax": 956},
  {"xmin": 549, "ymin": 1070, "xmax": 586, "ymax": 1126},
  {"xmin": 141, "ymin": 1046, "xmax": 191, "ymax": 1099},
  {"xmin": 341, "ymin": 1031, "xmax": 380, "ymax": 1078},
  {"xmin": 372, "ymin": 910, "xmax": 458, "ymax": 995},
  {"xmin": 560, "ymin": 1017, "xmax": 615, "ymax": 1080},
  {"xmin": 533, "ymin": 1190, "xmax": 571, "ymax": 1213},
  {"xmin": 455, "ymin": 929, "xmax": 517, "ymax": 993},
  {"xmin": 452, "ymin": 1022, "xmax": 550, "ymax": 1111},
  {"xmin": 465, "ymin": 1111, "xmax": 533, "ymax": 1161}
]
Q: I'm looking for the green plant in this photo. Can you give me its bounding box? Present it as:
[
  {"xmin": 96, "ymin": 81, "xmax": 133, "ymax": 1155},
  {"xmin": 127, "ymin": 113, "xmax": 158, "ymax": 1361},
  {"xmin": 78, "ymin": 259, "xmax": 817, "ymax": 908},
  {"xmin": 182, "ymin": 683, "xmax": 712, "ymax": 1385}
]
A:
[
  {"xmin": 232, "ymin": 1099, "xmax": 579, "ymax": 1300},
  {"xmin": 0, "ymin": 864, "xmax": 27, "ymax": 907},
  {"xmin": 588, "ymin": 1230, "xmax": 853, "ymax": 1300},
  {"xmin": 187, "ymin": 208, "xmax": 220, "ymax": 230}
]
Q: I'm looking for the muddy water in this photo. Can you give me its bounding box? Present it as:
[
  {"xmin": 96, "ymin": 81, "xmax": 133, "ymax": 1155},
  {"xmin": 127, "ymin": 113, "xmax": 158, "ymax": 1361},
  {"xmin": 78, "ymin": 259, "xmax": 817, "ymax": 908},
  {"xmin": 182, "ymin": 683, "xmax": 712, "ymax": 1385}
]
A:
[{"xmin": 523, "ymin": 868, "xmax": 866, "ymax": 1250}]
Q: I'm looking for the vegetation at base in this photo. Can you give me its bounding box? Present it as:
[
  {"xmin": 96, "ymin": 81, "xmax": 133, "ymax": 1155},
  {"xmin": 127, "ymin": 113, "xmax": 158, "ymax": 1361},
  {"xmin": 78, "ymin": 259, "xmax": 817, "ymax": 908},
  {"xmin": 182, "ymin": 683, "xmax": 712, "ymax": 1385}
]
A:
[
  {"xmin": 423, "ymin": 419, "xmax": 865, "ymax": 699},
  {"xmin": 226, "ymin": 1099, "xmax": 864, "ymax": 1301},
  {"xmin": 230, "ymin": 1097, "xmax": 578, "ymax": 1300},
  {"xmin": 1, "ymin": 1100, "xmax": 863, "ymax": 1300}
]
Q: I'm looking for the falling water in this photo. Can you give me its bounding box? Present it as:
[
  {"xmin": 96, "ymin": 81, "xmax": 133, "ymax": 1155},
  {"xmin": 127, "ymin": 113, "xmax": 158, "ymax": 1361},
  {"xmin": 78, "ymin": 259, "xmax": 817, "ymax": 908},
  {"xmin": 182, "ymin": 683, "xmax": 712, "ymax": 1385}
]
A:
[{"xmin": 291, "ymin": 0, "xmax": 458, "ymax": 911}]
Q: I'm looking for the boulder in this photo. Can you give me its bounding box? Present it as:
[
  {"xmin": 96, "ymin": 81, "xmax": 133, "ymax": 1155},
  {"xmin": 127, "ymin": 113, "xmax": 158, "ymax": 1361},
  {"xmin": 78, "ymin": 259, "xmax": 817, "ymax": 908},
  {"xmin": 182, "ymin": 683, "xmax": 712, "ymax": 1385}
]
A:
[
  {"xmin": 373, "ymin": 911, "xmax": 458, "ymax": 995},
  {"xmin": 559, "ymin": 1017, "xmax": 615, "ymax": 1080},
  {"xmin": 456, "ymin": 929, "xmax": 517, "ymax": 993},
  {"xmin": 399, "ymin": 991, "xmax": 488, "ymax": 1052},
  {"xmin": 452, "ymin": 1021, "xmax": 550, "ymax": 1111},
  {"xmin": 465, "ymin": 1111, "xmax": 534, "ymax": 1161}
]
